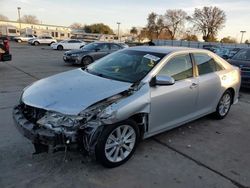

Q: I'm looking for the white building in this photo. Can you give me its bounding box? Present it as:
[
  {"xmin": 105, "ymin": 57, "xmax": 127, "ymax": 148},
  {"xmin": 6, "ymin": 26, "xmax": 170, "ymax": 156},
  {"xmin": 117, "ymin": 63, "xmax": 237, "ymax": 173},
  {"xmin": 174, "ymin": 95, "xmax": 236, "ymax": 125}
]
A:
[{"xmin": 0, "ymin": 20, "xmax": 71, "ymax": 40}]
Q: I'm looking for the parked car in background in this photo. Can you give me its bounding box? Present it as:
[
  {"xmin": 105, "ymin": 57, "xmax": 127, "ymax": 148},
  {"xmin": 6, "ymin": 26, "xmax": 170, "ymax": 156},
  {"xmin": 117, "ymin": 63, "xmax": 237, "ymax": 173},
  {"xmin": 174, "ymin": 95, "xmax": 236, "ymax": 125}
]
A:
[
  {"xmin": 0, "ymin": 36, "xmax": 12, "ymax": 62},
  {"xmin": 228, "ymin": 48, "xmax": 241, "ymax": 59},
  {"xmin": 14, "ymin": 34, "xmax": 37, "ymax": 43},
  {"xmin": 215, "ymin": 47, "xmax": 231, "ymax": 59},
  {"xmin": 28, "ymin": 36, "xmax": 57, "ymax": 46},
  {"xmin": 228, "ymin": 48, "xmax": 250, "ymax": 88},
  {"xmin": 63, "ymin": 42, "xmax": 125, "ymax": 66},
  {"xmin": 51, "ymin": 39, "xmax": 86, "ymax": 50},
  {"xmin": 202, "ymin": 44, "xmax": 219, "ymax": 52},
  {"xmin": 13, "ymin": 46, "xmax": 240, "ymax": 167}
]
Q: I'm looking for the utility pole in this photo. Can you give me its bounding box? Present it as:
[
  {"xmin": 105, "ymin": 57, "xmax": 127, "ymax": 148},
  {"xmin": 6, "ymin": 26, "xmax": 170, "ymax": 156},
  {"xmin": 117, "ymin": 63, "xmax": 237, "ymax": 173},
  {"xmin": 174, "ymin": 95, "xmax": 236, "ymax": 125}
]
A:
[
  {"xmin": 240, "ymin": 31, "xmax": 246, "ymax": 43},
  {"xmin": 17, "ymin": 7, "xmax": 21, "ymax": 30},
  {"xmin": 117, "ymin": 22, "xmax": 121, "ymax": 42}
]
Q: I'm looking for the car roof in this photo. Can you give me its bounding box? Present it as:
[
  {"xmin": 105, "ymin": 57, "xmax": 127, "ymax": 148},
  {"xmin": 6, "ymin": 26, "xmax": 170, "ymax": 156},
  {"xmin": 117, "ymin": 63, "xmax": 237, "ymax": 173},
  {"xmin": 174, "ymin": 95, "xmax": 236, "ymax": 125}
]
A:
[
  {"xmin": 127, "ymin": 46, "xmax": 207, "ymax": 54},
  {"xmin": 93, "ymin": 41, "xmax": 122, "ymax": 44}
]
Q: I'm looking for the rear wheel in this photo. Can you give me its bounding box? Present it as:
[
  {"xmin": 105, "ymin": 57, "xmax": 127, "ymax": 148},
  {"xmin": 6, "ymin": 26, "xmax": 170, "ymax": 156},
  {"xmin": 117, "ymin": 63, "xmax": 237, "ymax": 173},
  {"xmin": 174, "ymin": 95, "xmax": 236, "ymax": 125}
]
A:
[
  {"xmin": 17, "ymin": 39, "xmax": 22, "ymax": 43},
  {"xmin": 57, "ymin": 45, "xmax": 63, "ymax": 50},
  {"xmin": 96, "ymin": 119, "xmax": 139, "ymax": 168},
  {"xmin": 214, "ymin": 90, "xmax": 232, "ymax": 119},
  {"xmin": 81, "ymin": 56, "xmax": 93, "ymax": 67},
  {"xmin": 34, "ymin": 41, "xmax": 39, "ymax": 46}
]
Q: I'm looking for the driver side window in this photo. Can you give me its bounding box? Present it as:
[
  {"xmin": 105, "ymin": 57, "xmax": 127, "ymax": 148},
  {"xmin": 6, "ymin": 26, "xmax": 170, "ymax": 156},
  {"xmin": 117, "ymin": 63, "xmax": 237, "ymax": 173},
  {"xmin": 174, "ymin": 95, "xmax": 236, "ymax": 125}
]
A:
[{"xmin": 158, "ymin": 54, "xmax": 193, "ymax": 81}]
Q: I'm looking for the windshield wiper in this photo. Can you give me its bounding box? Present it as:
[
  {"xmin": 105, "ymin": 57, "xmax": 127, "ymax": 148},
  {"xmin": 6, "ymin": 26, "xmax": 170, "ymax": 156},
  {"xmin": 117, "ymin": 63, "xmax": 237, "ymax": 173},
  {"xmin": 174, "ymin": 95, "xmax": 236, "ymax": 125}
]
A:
[{"xmin": 85, "ymin": 68, "xmax": 104, "ymax": 77}]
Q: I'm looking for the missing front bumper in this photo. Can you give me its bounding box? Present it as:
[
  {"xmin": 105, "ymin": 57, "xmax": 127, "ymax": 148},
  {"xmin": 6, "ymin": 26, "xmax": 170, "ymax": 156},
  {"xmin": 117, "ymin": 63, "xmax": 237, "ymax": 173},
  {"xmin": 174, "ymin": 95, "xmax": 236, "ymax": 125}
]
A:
[{"xmin": 13, "ymin": 105, "xmax": 76, "ymax": 147}]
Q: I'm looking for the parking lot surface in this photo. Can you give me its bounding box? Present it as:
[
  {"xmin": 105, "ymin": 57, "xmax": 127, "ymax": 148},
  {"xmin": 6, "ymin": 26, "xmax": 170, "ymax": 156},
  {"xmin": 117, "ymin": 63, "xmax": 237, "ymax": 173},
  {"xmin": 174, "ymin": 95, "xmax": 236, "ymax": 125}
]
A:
[{"xmin": 0, "ymin": 42, "xmax": 250, "ymax": 188}]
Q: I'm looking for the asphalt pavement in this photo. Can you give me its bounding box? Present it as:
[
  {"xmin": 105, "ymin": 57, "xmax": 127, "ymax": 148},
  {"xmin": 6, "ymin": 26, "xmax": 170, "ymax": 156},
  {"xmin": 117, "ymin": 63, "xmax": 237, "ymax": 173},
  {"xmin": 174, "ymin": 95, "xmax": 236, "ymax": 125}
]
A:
[{"xmin": 0, "ymin": 42, "xmax": 250, "ymax": 188}]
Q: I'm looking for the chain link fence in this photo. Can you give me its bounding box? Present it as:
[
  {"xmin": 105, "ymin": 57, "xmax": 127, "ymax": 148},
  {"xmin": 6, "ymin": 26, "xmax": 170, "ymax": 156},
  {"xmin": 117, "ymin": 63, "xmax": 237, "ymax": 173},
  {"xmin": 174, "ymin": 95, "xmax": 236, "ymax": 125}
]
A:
[{"xmin": 154, "ymin": 39, "xmax": 250, "ymax": 49}]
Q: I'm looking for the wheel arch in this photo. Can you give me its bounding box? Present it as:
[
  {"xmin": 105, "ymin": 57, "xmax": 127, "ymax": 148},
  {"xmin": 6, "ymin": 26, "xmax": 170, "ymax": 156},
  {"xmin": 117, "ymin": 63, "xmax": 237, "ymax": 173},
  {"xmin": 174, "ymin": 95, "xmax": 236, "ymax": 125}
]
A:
[
  {"xmin": 129, "ymin": 113, "xmax": 149, "ymax": 140},
  {"xmin": 226, "ymin": 87, "xmax": 235, "ymax": 104}
]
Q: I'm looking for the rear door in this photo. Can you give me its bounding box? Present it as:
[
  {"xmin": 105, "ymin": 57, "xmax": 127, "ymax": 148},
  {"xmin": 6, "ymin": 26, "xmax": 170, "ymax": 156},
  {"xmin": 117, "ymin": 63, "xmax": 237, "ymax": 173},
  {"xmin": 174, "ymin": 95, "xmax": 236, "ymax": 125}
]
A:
[
  {"xmin": 110, "ymin": 43, "xmax": 123, "ymax": 53},
  {"xmin": 92, "ymin": 43, "xmax": 110, "ymax": 60},
  {"xmin": 192, "ymin": 53, "xmax": 225, "ymax": 115}
]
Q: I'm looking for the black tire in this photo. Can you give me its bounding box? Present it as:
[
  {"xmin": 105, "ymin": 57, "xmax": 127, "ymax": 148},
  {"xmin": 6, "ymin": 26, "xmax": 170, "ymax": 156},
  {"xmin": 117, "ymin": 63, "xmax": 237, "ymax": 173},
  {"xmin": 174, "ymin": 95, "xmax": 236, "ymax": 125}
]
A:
[
  {"xmin": 96, "ymin": 119, "xmax": 139, "ymax": 168},
  {"xmin": 213, "ymin": 90, "xmax": 233, "ymax": 119},
  {"xmin": 57, "ymin": 45, "xmax": 63, "ymax": 50},
  {"xmin": 34, "ymin": 41, "xmax": 39, "ymax": 46},
  {"xmin": 81, "ymin": 56, "xmax": 93, "ymax": 67},
  {"xmin": 17, "ymin": 39, "xmax": 22, "ymax": 43}
]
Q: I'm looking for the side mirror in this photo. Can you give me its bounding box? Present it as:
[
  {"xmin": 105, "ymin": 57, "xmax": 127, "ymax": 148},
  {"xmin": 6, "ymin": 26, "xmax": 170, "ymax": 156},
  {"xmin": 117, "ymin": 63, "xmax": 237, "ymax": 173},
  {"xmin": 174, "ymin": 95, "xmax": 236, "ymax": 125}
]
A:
[
  {"xmin": 95, "ymin": 48, "xmax": 101, "ymax": 52},
  {"xmin": 151, "ymin": 75, "xmax": 175, "ymax": 86}
]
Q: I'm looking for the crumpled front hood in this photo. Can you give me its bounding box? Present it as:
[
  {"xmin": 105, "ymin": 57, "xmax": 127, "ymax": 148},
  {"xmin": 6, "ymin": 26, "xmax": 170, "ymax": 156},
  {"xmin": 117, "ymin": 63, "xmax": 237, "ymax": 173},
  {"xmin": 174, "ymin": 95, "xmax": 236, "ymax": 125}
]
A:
[{"xmin": 22, "ymin": 69, "xmax": 132, "ymax": 115}]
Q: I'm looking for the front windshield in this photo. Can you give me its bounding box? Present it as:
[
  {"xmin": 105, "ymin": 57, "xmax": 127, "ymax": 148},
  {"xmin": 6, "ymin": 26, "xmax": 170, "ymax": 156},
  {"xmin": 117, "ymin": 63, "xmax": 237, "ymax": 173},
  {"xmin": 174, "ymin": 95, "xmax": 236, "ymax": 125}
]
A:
[
  {"xmin": 81, "ymin": 43, "xmax": 99, "ymax": 51},
  {"xmin": 86, "ymin": 50, "xmax": 165, "ymax": 83}
]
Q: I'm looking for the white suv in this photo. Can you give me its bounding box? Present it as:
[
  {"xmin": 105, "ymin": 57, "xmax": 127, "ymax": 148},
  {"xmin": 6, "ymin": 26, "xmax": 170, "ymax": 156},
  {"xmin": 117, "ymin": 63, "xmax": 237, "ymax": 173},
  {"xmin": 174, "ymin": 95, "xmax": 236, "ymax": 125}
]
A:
[
  {"xmin": 28, "ymin": 36, "xmax": 57, "ymax": 46},
  {"xmin": 14, "ymin": 35, "xmax": 36, "ymax": 43}
]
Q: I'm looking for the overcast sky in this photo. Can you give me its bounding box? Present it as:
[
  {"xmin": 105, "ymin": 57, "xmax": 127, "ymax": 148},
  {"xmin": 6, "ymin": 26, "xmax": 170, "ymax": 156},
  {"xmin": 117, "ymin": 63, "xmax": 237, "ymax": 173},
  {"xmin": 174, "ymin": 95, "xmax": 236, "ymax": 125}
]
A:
[{"xmin": 1, "ymin": 0, "xmax": 250, "ymax": 41}]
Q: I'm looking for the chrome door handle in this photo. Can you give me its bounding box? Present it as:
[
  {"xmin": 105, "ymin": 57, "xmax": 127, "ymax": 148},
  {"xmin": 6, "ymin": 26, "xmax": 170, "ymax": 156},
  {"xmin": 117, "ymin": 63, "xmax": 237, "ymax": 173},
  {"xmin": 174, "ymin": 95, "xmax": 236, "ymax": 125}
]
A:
[{"xmin": 190, "ymin": 83, "xmax": 198, "ymax": 89}]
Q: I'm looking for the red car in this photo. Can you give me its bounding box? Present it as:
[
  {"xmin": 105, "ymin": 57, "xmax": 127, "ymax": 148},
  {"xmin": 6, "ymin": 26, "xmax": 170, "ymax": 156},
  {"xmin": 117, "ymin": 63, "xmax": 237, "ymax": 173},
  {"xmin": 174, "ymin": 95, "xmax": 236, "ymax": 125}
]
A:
[{"xmin": 0, "ymin": 37, "xmax": 12, "ymax": 62}]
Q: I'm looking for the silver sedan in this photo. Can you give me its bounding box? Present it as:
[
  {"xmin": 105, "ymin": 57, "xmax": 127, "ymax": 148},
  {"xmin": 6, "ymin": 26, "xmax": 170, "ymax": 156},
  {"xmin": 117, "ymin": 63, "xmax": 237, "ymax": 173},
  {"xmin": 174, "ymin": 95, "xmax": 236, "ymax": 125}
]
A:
[{"xmin": 13, "ymin": 46, "xmax": 241, "ymax": 167}]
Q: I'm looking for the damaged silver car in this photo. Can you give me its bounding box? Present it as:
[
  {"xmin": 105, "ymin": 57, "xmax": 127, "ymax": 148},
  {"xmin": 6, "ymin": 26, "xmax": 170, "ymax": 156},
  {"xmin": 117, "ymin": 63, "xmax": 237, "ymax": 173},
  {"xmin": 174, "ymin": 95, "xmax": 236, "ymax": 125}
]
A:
[{"xmin": 13, "ymin": 46, "xmax": 241, "ymax": 167}]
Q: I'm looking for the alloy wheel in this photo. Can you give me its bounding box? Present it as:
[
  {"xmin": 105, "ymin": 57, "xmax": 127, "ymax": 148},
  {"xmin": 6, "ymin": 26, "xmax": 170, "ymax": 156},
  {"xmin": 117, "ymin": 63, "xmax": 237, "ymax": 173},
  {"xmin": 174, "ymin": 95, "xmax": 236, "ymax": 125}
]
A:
[{"xmin": 104, "ymin": 125, "xmax": 136, "ymax": 163}]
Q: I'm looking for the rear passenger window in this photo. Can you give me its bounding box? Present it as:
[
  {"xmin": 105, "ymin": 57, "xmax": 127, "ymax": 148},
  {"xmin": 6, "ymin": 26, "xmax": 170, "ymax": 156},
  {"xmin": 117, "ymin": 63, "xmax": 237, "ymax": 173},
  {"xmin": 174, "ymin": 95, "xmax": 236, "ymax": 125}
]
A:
[
  {"xmin": 158, "ymin": 54, "xmax": 193, "ymax": 81},
  {"xmin": 193, "ymin": 53, "xmax": 224, "ymax": 76},
  {"xmin": 110, "ymin": 44, "xmax": 121, "ymax": 50}
]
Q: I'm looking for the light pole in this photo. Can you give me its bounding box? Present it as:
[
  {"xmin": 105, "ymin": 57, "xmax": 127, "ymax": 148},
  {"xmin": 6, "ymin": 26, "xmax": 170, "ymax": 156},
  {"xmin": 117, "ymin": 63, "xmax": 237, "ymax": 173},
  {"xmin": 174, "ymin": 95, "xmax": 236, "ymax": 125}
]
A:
[
  {"xmin": 117, "ymin": 22, "xmax": 121, "ymax": 42},
  {"xmin": 240, "ymin": 31, "xmax": 246, "ymax": 43},
  {"xmin": 17, "ymin": 7, "xmax": 21, "ymax": 30}
]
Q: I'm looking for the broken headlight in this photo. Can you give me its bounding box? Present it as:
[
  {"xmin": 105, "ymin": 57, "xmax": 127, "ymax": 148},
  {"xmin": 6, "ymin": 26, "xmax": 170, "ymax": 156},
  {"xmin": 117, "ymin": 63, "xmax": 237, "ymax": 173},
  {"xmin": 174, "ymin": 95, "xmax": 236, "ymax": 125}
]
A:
[{"xmin": 37, "ymin": 112, "xmax": 83, "ymax": 129}]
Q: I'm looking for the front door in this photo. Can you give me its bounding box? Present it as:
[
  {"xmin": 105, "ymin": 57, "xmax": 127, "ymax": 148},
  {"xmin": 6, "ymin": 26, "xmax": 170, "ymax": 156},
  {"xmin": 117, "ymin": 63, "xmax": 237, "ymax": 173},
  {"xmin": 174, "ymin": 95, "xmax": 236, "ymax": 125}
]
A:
[{"xmin": 149, "ymin": 54, "xmax": 198, "ymax": 135}]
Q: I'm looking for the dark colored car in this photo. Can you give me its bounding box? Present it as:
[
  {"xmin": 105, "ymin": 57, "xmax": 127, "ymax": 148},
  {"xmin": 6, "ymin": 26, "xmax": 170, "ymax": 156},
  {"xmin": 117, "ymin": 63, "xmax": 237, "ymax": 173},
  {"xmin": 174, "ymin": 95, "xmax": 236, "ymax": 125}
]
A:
[
  {"xmin": 202, "ymin": 44, "xmax": 219, "ymax": 52},
  {"xmin": 0, "ymin": 37, "xmax": 12, "ymax": 62},
  {"xmin": 228, "ymin": 48, "xmax": 250, "ymax": 88},
  {"xmin": 63, "ymin": 42, "xmax": 126, "ymax": 67},
  {"xmin": 228, "ymin": 48, "xmax": 241, "ymax": 59}
]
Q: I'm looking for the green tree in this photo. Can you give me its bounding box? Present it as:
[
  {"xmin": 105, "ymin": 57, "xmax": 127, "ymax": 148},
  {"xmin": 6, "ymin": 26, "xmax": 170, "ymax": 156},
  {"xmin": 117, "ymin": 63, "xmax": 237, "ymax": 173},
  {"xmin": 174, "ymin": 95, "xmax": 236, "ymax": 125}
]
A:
[
  {"xmin": 190, "ymin": 6, "xmax": 226, "ymax": 42},
  {"xmin": 220, "ymin": 36, "xmax": 237, "ymax": 43},
  {"xmin": 130, "ymin": 27, "xmax": 138, "ymax": 35},
  {"xmin": 183, "ymin": 34, "xmax": 199, "ymax": 41},
  {"xmin": 84, "ymin": 23, "xmax": 114, "ymax": 34}
]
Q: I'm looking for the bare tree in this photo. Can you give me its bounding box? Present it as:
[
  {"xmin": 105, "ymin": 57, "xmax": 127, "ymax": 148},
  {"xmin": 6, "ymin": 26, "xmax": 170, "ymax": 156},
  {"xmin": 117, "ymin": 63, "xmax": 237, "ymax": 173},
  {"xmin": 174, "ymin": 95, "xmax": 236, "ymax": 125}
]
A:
[
  {"xmin": 69, "ymin": 22, "xmax": 83, "ymax": 29},
  {"xmin": 19, "ymin": 15, "xmax": 39, "ymax": 24},
  {"xmin": 146, "ymin": 12, "xmax": 164, "ymax": 39},
  {"xmin": 191, "ymin": 6, "xmax": 226, "ymax": 42},
  {"xmin": 163, "ymin": 9, "xmax": 187, "ymax": 40},
  {"xmin": 0, "ymin": 14, "xmax": 9, "ymax": 21}
]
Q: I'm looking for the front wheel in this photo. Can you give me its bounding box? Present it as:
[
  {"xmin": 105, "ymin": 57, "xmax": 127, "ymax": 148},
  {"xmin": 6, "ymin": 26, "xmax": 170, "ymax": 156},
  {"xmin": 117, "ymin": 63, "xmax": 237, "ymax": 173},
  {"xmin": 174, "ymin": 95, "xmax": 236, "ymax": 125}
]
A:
[
  {"xmin": 81, "ymin": 56, "xmax": 93, "ymax": 67},
  {"xmin": 57, "ymin": 45, "xmax": 63, "ymax": 50},
  {"xmin": 213, "ymin": 90, "xmax": 232, "ymax": 119},
  {"xmin": 34, "ymin": 41, "xmax": 39, "ymax": 46},
  {"xmin": 96, "ymin": 119, "xmax": 139, "ymax": 168}
]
